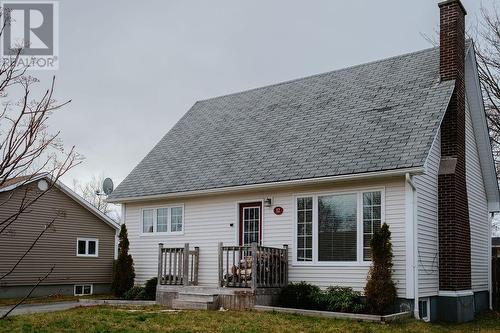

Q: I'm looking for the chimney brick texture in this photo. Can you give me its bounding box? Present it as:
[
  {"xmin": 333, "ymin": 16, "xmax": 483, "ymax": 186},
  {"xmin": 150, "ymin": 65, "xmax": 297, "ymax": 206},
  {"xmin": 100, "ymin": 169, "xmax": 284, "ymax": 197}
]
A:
[{"xmin": 437, "ymin": 0, "xmax": 471, "ymax": 291}]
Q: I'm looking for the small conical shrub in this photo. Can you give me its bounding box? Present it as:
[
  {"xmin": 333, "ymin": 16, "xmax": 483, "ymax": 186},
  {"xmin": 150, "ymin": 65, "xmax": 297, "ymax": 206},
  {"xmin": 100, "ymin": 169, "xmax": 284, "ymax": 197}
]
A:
[
  {"xmin": 111, "ymin": 224, "xmax": 135, "ymax": 297},
  {"xmin": 364, "ymin": 223, "xmax": 397, "ymax": 314}
]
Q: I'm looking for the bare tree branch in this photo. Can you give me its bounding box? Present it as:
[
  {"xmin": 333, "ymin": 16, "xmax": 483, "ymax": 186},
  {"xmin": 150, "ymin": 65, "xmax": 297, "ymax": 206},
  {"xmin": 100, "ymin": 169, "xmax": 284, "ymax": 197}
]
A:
[{"xmin": 0, "ymin": 266, "xmax": 55, "ymax": 319}]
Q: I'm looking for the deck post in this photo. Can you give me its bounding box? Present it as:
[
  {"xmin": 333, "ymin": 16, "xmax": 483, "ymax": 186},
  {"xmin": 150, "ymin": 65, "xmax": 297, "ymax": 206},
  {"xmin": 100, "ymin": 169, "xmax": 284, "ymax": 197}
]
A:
[
  {"xmin": 251, "ymin": 242, "xmax": 258, "ymax": 290},
  {"xmin": 183, "ymin": 243, "xmax": 189, "ymax": 286},
  {"xmin": 283, "ymin": 244, "xmax": 289, "ymax": 286},
  {"xmin": 158, "ymin": 243, "xmax": 164, "ymax": 285},
  {"xmin": 218, "ymin": 242, "xmax": 223, "ymax": 287},
  {"xmin": 193, "ymin": 247, "xmax": 199, "ymax": 285}
]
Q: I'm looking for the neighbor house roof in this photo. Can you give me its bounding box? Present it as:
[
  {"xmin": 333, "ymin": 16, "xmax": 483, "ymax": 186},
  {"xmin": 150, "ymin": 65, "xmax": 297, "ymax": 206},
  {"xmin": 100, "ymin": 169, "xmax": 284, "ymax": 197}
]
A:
[
  {"xmin": 0, "ymin": 174, "xmax": 119, "ymax": 230},
  {"xmin": 109, "ymin": 45, "xmax": 456, "ymax": 201}
]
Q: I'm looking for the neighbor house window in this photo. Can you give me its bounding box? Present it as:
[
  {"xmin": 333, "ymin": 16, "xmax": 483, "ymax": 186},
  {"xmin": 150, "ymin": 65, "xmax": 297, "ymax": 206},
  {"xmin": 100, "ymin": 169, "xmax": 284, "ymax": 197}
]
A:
[
  {"xmin": 76, "ymin": 238, "xmax": 98, "ymax": 257},
  {"xmin": 296, "ymin": 197, "xmax": 313, "ymax": 261},
  {"xmin": 295, "ymin": 189, "xmax": 383, "ymax": 264},
  {"xmin": 363, "ymin": 191, "xmax": 381, "ymax": 260},
  {"xmin": 141, "ymin": 206, "xmax": 184, "ymax": 234},
  {"xmin": 74, "ymin": 284, "xmax": 92, "ymax": 296}
]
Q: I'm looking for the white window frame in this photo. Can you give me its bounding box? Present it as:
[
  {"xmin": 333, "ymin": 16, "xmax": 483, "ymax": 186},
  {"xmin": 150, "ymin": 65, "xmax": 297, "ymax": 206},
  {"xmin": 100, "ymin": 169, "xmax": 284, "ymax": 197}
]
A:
[
  {"xmin": 140, "ymin": 205, "xmax": 184, "ymax": 235},
  {"xmin": 292, "ymin": 187, "xmax": 385, "ymax": 266},
  {"xmin": 74, "ymin": 284, "xmax": 93, "ymax": 296},
  {"xmin": 418, "ymin": 297, "xmax": 430, "ymax": 322},
  {"xmin": 76, "ymin": 238, "xmax": 99, "ymax": 257}
]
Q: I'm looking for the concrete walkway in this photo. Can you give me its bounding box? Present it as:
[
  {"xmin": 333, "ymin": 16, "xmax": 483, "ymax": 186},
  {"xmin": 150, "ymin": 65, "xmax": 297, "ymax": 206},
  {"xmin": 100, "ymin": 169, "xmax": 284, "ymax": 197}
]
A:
[
  {"xmin": 0, "ymin": 301, "xmax": 81, "ymax": 317},
  {"xmin": 0, "ymin": 299, "xmax": 157, "ymax": 317}
]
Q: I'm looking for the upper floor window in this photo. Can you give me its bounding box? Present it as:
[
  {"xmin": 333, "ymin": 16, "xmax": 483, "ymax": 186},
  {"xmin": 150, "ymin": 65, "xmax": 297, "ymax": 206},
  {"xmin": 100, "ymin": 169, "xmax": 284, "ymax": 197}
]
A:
[
  {"xmin": 77, "ymin": 238, "xmax": 98, "ymax": 257},
  {"xmin": 295, "ymin": 189, "xmax": 384, "ymax": 264},
  {"xmin": 142, "ymin": 206, "xmax": 184, "ymax": 234}
]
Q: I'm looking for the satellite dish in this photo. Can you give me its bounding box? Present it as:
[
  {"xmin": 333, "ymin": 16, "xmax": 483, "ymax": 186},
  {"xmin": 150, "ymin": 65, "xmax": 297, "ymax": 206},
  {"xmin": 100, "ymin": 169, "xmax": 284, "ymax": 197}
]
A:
[{"xmin": 102, "ymin": 178, "xmax": 114, "ymax": 195}]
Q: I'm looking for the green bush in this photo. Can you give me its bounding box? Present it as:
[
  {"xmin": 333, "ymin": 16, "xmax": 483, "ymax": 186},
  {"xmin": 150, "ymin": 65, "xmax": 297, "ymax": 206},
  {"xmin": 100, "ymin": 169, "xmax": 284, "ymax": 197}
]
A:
[
  {"xmin": 144, "ymin": 277, "xmax": 157, "ymax": 300},
  {"xmin": 111, "ymin": 224, "xmax": 135, "ymax": 297},
  {"xmin": 320, "ymin": 286, "xmax": 365, "ymax": 313},
  {"xmin": 123, "ymin": 286, "xmax": 143, "ymax": 300},
  {"xmin": 364, "ymin": 223, "xmax": 397, "ymax": 314},
  {"xmin": 278, "ymin": 282, "xmax": 322, "ymax": 310},
  {"xmin": 278, "ymin": 282, "xmax": 365, "ymax": 313}
]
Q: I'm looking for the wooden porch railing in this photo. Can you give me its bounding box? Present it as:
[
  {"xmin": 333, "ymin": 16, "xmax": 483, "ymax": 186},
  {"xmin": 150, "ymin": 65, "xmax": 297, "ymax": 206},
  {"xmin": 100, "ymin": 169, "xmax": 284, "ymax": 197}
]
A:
[
  {"xmin": 158, "ymin": 243, "xmax": 199, "ymax": 286},
  {"xmin": 218, "ymin": 242, "xmax": 288, "ymax": 289}
]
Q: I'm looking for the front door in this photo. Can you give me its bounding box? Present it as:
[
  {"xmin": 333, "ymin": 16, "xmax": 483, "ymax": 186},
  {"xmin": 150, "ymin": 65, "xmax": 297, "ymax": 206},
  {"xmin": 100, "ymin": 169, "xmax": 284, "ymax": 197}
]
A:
[{"xmin": 239, "ymin": 202, "xmax": 262, "ymax": 246}]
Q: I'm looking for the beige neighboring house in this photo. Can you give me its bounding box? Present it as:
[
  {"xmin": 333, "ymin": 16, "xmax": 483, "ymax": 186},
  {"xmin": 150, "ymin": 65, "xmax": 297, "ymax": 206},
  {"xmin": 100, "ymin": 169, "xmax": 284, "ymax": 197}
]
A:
[{"xmin": 0, "ymin": 174, "xmax": 119, "ymax": 298}]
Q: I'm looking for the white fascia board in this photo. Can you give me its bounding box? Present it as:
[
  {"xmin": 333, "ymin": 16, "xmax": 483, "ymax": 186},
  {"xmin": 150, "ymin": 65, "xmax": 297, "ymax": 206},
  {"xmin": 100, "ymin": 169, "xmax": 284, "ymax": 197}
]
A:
[
  {"xmin": 465, "ymin": 43, "xmax": 500, "ymax": 212},
  {"xmin": 438, "ymin": 290, "xmax": 474, "ymax": 297},
  {"xmin": 108, "ymin": 167, "xmax": 424, "ymax": 203}
]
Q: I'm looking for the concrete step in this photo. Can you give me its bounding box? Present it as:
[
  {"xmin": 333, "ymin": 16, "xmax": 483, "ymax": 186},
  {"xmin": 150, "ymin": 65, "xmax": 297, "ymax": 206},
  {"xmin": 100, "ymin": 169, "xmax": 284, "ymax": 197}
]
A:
[
  {"xmin": 171, "ymin": 299, "xmax": 217, "ymax": 310},
  {"xmin": 177, "ymin": 292, "xmax": 217, "ymax": 303}
]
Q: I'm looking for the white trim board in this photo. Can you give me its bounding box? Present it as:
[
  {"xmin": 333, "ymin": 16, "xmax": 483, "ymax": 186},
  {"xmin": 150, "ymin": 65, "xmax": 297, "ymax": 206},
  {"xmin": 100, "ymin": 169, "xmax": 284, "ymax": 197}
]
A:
[
  {"xmin": 108, "ymin": 167, "xmax": 424, "ymax": 203},
  {"xmin": 465, "ymin": 43, "xmax": 500, "ymax": 212},
  {"xmin": 438, "ymin": 290, "xmax": 474, "ymax": 297}
]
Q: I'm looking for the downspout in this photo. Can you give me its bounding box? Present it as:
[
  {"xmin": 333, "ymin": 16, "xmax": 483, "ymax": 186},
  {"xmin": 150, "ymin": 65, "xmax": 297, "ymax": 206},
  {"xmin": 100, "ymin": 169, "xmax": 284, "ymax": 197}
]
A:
[
  {"xmin": 489, "ymin": 212, "xmax": 494, "ymax": 310},
  {"xmin": 406, "ymin": 173, "xmax": 419, "ymax": 319}
]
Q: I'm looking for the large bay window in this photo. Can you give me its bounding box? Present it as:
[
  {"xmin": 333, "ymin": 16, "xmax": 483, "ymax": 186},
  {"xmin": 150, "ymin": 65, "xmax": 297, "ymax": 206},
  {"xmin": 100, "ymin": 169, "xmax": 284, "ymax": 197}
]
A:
[
  {"xmin": 142, "ymin": 205, "xmax": 184, "ymax": 234},
  {"xmin": 295, "ymin": 189, "xmax": 383, "ymax": 264}
]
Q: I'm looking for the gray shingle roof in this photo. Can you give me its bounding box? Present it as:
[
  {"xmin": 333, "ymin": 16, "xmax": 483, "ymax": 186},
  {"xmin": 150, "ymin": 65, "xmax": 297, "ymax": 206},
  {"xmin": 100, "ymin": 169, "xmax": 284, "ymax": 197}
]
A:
[{"xmin": 109, "ymin": 46, "xmax": 455, "ymax": 200}]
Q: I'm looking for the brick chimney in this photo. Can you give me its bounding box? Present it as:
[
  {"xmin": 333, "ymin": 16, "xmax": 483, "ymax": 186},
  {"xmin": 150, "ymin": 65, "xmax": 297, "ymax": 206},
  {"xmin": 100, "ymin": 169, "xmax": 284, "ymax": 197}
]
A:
[{"xmin": 437, "ymin": 0, "xmax": 471, "ymax": 291}]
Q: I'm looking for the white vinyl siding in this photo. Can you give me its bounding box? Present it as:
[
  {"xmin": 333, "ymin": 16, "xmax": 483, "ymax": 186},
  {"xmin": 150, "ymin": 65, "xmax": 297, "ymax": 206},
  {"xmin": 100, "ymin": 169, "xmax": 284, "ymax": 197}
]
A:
[
  {"xmin": 466, "ymin": 97, "xmax": 490, "ymax": 292},
  {"xmin": 414, "ymin": 131, "xmax": 440, "ymax": 297},
  {"xmin": 124, "ymin": 178, "xmax": 407, "ymax": 296}
]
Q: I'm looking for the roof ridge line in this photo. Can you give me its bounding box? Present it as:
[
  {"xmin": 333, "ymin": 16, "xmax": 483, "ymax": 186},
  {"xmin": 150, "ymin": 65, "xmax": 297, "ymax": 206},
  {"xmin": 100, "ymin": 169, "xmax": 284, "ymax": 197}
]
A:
[{"xmin": 196, "ymin": 45, "xmax": 439, "ymax": 103}]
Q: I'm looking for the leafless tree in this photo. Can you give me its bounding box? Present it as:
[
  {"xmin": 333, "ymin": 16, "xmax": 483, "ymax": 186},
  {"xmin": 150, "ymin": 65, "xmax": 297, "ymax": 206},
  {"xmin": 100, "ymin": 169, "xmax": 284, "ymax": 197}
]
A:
[
  {"xmin": 475, "ymin": 6, "xmax": 500, "ymax": 173},
  {"xmin": 73, "ymin": 174, "xmax": 120, "ymax": 220},
  {"xmin": 0, "ymin": 8, "xmax": 81, "ymax": 318}
]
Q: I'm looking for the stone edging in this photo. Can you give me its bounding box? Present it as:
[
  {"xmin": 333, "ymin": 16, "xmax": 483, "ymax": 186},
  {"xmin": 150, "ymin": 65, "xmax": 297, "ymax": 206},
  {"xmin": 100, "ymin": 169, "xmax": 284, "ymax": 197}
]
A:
[
  {"xmin": 253, "ymin": 305, "xmax": 412, "ymax": 323},
  {"xmin": 78, "ymin": 299, "xmax": 156, "ymax": 306}
]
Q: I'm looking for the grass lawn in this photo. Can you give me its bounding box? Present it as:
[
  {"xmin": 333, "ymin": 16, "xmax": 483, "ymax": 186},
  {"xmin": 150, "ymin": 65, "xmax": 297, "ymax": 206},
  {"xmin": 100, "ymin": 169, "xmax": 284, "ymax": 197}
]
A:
[
  {"xmin": 0, "ymin": 294, "xmax": 114, "ymax": 307},
  {"xmin": 0, "ymin": 306, "xmax": 499, "ymax": 333}
]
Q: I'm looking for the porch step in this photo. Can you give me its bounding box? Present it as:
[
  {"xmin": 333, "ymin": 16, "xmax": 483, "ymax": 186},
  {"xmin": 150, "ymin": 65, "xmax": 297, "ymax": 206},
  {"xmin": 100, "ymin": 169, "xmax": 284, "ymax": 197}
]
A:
[
  {"xmin": 177, "ymin": 292, "xmax": 217, "ymax": 303},
  {"xmin": 171, "ymin": 298, "xmax": 218, "ymax": 310}
]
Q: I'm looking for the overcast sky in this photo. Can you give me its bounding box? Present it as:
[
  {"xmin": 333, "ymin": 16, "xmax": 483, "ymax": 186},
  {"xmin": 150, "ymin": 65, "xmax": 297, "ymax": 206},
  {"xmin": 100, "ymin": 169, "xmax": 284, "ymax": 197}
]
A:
[{"xmin": 36, "ymin": 0, "xmax": 496, "ymax": 189}]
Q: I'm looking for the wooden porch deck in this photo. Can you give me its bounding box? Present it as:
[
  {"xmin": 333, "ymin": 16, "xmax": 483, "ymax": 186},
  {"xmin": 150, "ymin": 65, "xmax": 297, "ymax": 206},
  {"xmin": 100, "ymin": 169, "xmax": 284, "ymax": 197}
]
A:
[{"xmin": 156, "ymin": 243, "xmax": 288, "ymax": 310}]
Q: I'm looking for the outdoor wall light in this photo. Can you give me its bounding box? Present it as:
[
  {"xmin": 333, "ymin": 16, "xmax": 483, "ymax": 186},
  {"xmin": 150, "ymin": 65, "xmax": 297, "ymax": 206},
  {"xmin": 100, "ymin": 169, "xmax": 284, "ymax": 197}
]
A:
[{"xmin": 264, "ymin": 198, "xmax": 272, "ymax": 207}]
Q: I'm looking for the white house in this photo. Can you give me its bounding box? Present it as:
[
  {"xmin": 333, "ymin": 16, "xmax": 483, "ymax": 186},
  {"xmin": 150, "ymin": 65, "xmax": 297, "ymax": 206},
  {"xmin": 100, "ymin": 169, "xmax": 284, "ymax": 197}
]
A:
[{"xmin": 108, "ymin": 0, "xmax": 499, "ymax": 322}]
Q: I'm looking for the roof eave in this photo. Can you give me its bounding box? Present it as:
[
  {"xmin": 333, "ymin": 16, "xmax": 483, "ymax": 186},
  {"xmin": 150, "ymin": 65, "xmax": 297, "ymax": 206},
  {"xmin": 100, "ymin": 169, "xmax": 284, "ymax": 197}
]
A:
[
  {"xmin": 0, "ymin": 174, "xmax": 120, "ymax": 230},
  {"xmin": 108, "ymin": 166, "xmax": 424, "ymax": 203}
]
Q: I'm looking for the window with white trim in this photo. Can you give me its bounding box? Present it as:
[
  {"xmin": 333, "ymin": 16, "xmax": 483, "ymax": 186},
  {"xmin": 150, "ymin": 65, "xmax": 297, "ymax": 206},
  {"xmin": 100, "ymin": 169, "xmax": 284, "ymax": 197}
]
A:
[
  {"xmin": 418, "ymin": 298, "xmax": 430, "ymax": 322},
  {"xmin": 76, "ymin": 238, "xmax": 98, "ymax": 257},
  {"xmin": 296, "ymin": 197, "xmax": 313, "ymax": 261},
  {"xmin": 142, "ymin": 206, "xmax": 184, "ymax": 234},
  {"xmin": 318, "ymin": 193, "xmax": 357, "ymax": 261},
  {"xmin": 295, "ymin": 190, "xmax": 384, "ymax": 264},
  {"xmin": 74, "ymin": 284, "xmax": 92, "ymax": 296},
  {"xmin": 362, "ymin": 191, "xmax": 382, "ymax": 261}
]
